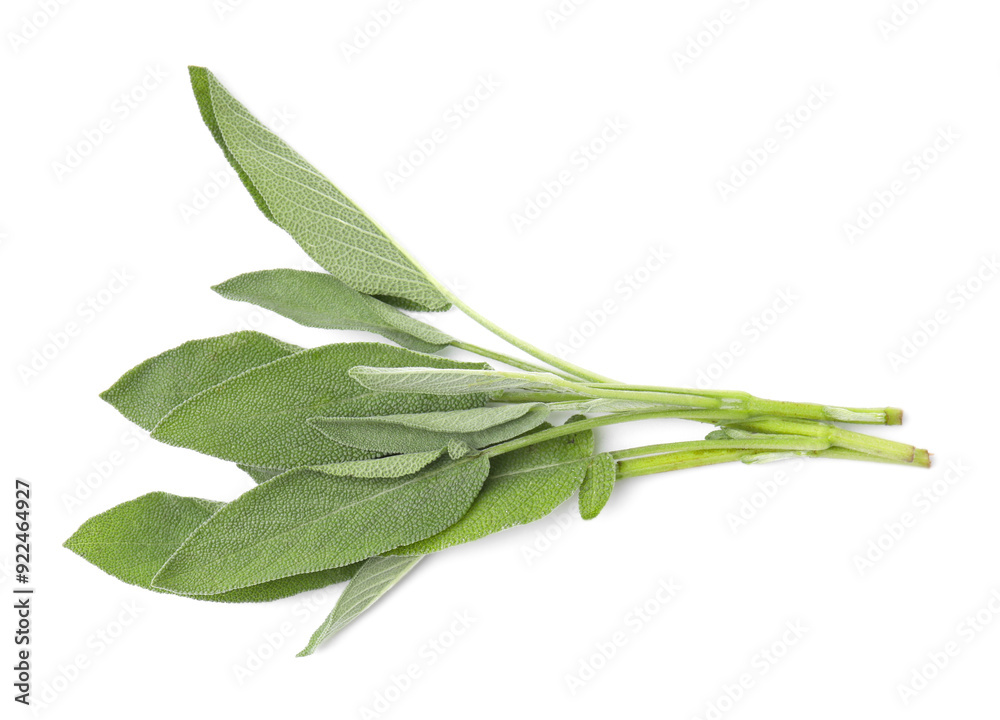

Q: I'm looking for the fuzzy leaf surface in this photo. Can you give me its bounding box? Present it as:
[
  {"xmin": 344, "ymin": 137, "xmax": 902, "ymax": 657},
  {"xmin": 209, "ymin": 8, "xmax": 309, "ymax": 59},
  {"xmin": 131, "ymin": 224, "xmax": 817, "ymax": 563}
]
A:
[
  {"xmin": 189, "ymin": 67, "xmax": 447, "ymax": 312},
  {"xmin": 298, "ymin": 555, "xmax": 422, "ymax": 656},
  {"xmin": 151, "ymin": 455, "xmax": 490, "ymax": 595},
  {"xmin": 309, "ymin": 403, "xmax": 549, "ymax": 455},
  {"xmin": 64, "ymin": 492, "xmax": 359, "ymax": 603},
  {"xmin": 100, "ymin": 332, "xmax": 299, "ymax": 431},
  {"xmin": 578, "ymin": 453, "xmax": 616, "ymax": 520},
  {"xmin": 314, "ymin": 449, "xmax": 447, "ymax": 478},
  {"xmin": 349, "ymin": 366, "xmax": 567, "ymax": 396},
  {"xmin": 150, "ymin": 343, "xmax": 491, "ymax": 468},
  {"xmin": 549, "ymin": 398, "xmax": 661, "ymax": 413},
  {"xmin": 389, "ymin": 423, "xmax": 594, "ymax": 555},
  {"xmin": 212, "ymin": 269, "xmax": 452, "ymax": 353}
]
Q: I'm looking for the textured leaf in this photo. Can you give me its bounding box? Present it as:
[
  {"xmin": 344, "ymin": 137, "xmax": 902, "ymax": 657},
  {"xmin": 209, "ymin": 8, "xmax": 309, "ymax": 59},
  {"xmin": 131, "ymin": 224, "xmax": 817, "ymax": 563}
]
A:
[
  {"xmin": 550, "ymin": 398, "xmax": 660, "ymax": 413},
  {"xmin": 578, "ymin": 453, "xmax": 616, "ymax": 520},
  {"xmin": 189, "ymin": 67, "xmax": 447, "ymax": 312},
  {"xmin": 389, "ymin": 422, "xmax": 594, "ymax": 555},
  {"xmin": 64, "ymin": 493, "xmax": 359, "ymax": 603},
  {"xmin": 349, "ymin": 366, "xmax": 567, "ymax": 396},
  {"xmin": 314, "ymin": 448, "xmax": 446, "ymax": 478},
  {"xmin": 238, "ymin": 464, "xmax": 286, "ymax": 484},
  {"xmin": 309, "ymin": 403, "xmax": 550, "ymax": 455},
  {"xmin": 213, "ymin": 269, "xmax": 452, "ymax": 353},
  {"xmin": 150, "ymin": 343, "xmax": 491, "ymax": 468},
  {"xmin": 298, "ymin": 555, "xmax": 422, "ymax": 656},
  {"xmin": 100, "ymin": 332, "xmax": 299, "ymax": 431},
  {"xmin": 151, "ymin": 455, "xmax": 490, "ymax": 595}
]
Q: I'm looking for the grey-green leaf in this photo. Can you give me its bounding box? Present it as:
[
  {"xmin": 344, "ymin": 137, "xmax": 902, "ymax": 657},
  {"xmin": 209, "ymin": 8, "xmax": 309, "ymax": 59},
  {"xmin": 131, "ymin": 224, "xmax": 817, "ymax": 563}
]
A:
[
  {"xmin": 64, "ymin": 492, "xmax": 359, "ymax": 603},
  {"xmin": 349, "ymin": 366, "xmax": 568, "ymax": 396},
  {"xmin": 549, "ymin": 398, "xmax": 661, "ymax": 413},
  {"xmin": 212, "ymin": 269, "xmax": 453, "ymax": 353},
  {"xmin": 100, "ymin": 332, "xmax": 300, "ymax": 431},
  {"xmin": 298, "ymin": 555, "xmax": 422, "ymax": 656},
  {"xmin": 151, "ymin": 455, "xmax": 490, "ymax": 596},
  {"xmin": 389, "ymin": 422, "xmax": 594, "ymax": 555},
  {"xmin": 309, "ymin": 403, "xmax": 550, "ymax": 455},
  {"xmin": 578, "ymin": 453, "xmax": 616, "ymax": 520},
  {"xmin": 314, "ymin": 448, "xmax": 448, "ymax": 478},
  {"xmin": 189, "ymin": 67, "xmax": 448, "ymax": 312},
  {"xmin": 150, "ymin": 343, "xmax": 492, "ymax": 468}
]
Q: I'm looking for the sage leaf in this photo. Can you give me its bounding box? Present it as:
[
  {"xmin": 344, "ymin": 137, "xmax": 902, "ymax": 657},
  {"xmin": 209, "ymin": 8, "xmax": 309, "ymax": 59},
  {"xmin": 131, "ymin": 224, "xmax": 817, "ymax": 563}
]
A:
[
  {"xmin": 150, "ymin": 343, "xmax": 492, "ymax": 468},
  {"xmin": 101, "ymin": 331, "xmax": 300, "ymax": 431},
  {"xmin": 298, "ymin": 555, "xmax": 422, "ymax": 656},
  {"xmin": 349, "ymin": 366, "xmax": 567, "ymax": 396},
  {"xmin": 578, "ymin": 453, "xmax": 616, "ymax": 520},
  {"xmin": 64, "ymin": 492, "xmax": 359, "ymax": 603},
  {"xmin": 309, "ymin": 403, "xmax": 550, "ymax": 455},
  {"xmin": 313, "ymin": 440, "xmax": 473, "ymax": 478},
  {"xmin": 389, "ymin": 422, "xmax": 594, "ymax": 555},
  {"xmin": 189, "ymin": 67, "xmax": 448, "ymax": 312},
  {"xmin": 151, "ymin": 455, "xmax": 490, "ymax": 595},
  {"xmin": 549, "ymin": 398, "xmax": 661, "ymax": 413},
  {"xmin": 212, "ymin": 269, "xmax": 452, "ymax": 353},
  {"xmin": 314, "ymin": 448, "xmax": 447, "ymax": 478}
]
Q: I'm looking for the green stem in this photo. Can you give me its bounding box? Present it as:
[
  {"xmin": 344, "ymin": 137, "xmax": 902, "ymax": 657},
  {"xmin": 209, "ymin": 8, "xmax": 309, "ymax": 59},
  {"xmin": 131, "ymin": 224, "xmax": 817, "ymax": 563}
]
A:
[
  {"xmin": 609, "ymin": 435, "xmax": 832, "ymax": 461},
  {"xmin": 491, "ymin": 372, "xmax": 901, "ymax": 426},
  {"xmin": 616, "ymin": 448, "xmax": 753, "ymax": 479},
  {"xmin": 615, "ymin": 444, "xmax": 928, "ymax": 480},
  {"xmin": 492, "ymin": 371, "xmax": 726, "ymax": 411},
  {"xmin": 584, "ymin": 383, "xmax": 901, "ymax": 426},
  {"xmin": 481, "ymin": 408, "xmax": 928, "ymax": 468},
  {"xmin": 450, "ymin": 341, "xmax": 579, "ymax": 381},
  {"xmin": 439, "ymin": 290, "xmax": 613, "ymax": 383},
  {"xmin": 725, "ymin": 417, "xmax": 928, "ymax": 466},
  {"xmin": 482, "ymin": 410, "xmax": 677, "ymax": 459}
]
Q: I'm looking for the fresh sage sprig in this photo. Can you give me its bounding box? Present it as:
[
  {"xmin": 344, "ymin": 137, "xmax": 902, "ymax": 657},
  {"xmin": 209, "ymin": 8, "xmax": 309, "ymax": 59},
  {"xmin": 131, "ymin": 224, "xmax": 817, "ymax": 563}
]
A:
[{"xmin": 64, "ymin": 67, "xmax": 931, "ymax": 658}]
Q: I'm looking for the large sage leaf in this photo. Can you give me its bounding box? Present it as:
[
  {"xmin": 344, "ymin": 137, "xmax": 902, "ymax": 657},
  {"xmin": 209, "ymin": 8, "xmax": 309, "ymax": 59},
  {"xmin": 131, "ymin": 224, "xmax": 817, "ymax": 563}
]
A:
[
  {"xmin": 64, "ymin": 493, "xmax": 359, "ymax": 603},
  {"xmin": 298, "ymin": 555, "xmax": 422, "ymax": 656},
  {"xmin": 389, "ymin": 422, "xmax": 594, "ymax": 555},
  {"xmin": 151, "ymin": 455, "xmax": 490, "ymax": 595},
  {"xmin": 349, "ymin": 366, "xmax": 568, "ymax": 395},
  {"xmin": 309, "ymin": 403, "xmax": 550, "ymax": 455},
  {"xmin": 150, "ymin": 343, "xmax": 492, "ymax": 468},
  {"xmin": 189, "ymin": 67, "xmax": 448, "ymax": 312},
  {"xmin": 578, "ymin": 453, "xmax": 616, "ymax": 520},
  {"xmin": 213, "ymin": 269, "xmax": 453, "ymax": 353},
  {"xmin": 101, "ymin": 331, "xmax": 300, "ymax": 431}
]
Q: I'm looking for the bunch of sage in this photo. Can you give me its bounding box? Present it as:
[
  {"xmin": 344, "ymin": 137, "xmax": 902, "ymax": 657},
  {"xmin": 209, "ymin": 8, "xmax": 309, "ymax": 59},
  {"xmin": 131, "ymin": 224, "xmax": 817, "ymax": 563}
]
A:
[{"xmin": 65, "ymin": 67, "xmax": 930, "ymax": 657}]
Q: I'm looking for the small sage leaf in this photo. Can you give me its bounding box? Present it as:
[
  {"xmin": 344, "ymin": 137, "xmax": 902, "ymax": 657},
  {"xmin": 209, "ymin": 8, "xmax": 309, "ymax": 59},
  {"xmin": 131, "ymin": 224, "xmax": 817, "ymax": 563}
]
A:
[
  {"xmin": 64, "ymin": 492, "xmax": 359, "ymax": 603},
  {"xmin": 101, "ymin": 331, "xmax": 300, "ymax": 431},
  {"xmin": 189, "ymin": 67, "xmax": 448, "ymax": 312},
  {"xmin": 314, "ymin": 448, "xmax": 447, "ymax": 478},
  {"xmin": 298, "ymin": 555, "xmax": 422, "ymax": 656},
  {"xmin": 151, "ymin": 455, "xmax": 490, "ymax": 595},
  {"xmin": 309, "ymin": 403, "xmax": 550, "ymax": 455},
  {"xmin": 150, "ymin": 343, "xmax": 492, "ymax": 468},
  {"xmin": 349, "ymin": 366, "xmax": 568, "ymax": 396},
  {"xmin": 389, "ymin": 422, "xmax": 594, "ymax": 555},
  {"xmin": 549, "ymin": 398, "xmax": 660, "ymax": 413},
  {"xmin": 578, "ymin": 453, "xmax": 616, "ymax": 520},
  {"xmin": 212, "ymin": 269, "xmax": 453, "ymax": 353}
]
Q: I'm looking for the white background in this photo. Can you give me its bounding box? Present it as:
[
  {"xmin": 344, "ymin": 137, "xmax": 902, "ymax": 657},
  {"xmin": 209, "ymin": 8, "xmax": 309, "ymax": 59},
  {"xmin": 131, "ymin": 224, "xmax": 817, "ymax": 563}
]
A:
[{"xmin": 3, "ymin": 1, "xmax": 999, "ymax": 718}]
